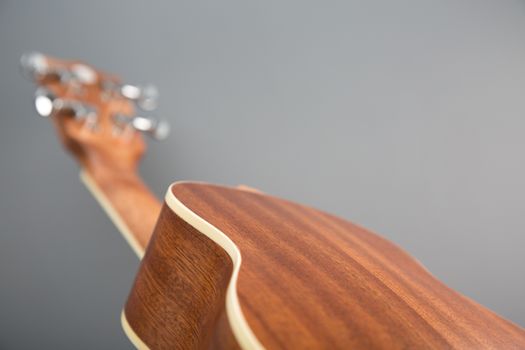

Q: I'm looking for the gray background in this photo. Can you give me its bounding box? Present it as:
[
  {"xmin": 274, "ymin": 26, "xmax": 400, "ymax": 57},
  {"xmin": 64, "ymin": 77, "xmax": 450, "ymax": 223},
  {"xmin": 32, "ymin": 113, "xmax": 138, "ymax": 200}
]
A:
[{"xmin": 1, "ymin": 0, "xmax": 524, "ymax": 348}]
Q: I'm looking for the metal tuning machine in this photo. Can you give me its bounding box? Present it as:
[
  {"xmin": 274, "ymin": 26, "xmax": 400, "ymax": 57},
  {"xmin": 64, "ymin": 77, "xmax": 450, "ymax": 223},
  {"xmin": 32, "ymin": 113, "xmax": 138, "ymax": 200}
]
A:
[
  {"xmin": 120, "ymin": 83, "xmax": 159, "ymax": 111},
  {"xmin": 113, "ymin": 114, "xmax": 170, "ymax": 140},
  {"xmin": 21, "ymin": 52, "xmax": 171, "ymax": 140},
  {"xmin": 20, "ymin": 52, "xmax": 49, "ymax": 80},
  {"xmin": 116, "ymin": 82, "xmax": 170, "ymax": 140},
  {"xmin": 33, "ymin": 87, "xmax": 98, "ymax": 125},
  {"xmin": 20, "ymin": 52, "xmax": 98, "ymax": 85}
]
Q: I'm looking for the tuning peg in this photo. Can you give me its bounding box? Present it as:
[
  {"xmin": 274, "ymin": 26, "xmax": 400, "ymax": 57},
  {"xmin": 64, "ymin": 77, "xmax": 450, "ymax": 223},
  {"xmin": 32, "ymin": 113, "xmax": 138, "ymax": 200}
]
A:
[
  {"xmin": 113, "ymin": 114, "xmax": 170, "ymax": 140},
  {"xmin": 20, "ymin": 52, "xmax": 50, "ymax": 81},
  {"xmin": 69, "ymin": 63, "xmax": 97, "ymax": 85},
  {"xmin": 20, "ymin": 52, "xmax": 69, "ymax": 82},
  {"xmin": 120, "ymin": 84, "xmax": 159, "ymax": 111},
  {"xmin": 20, "ymin": 52, "xmax": 97, "ymax": 85},
  {"xmin": 34, "ymin": 87, "xmax": 97, "ymax": 123}
]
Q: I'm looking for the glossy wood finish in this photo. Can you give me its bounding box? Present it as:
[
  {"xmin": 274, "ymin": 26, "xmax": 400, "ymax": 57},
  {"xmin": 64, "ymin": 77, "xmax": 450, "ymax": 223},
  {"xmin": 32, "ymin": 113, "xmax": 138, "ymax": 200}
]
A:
[
  {"xmin": 125, "ymin": 205, "xmax": 234, "ymax": 349},
  {"xmin": 125, "ymin": 182, "xmax": 525, "ymax": 349}
]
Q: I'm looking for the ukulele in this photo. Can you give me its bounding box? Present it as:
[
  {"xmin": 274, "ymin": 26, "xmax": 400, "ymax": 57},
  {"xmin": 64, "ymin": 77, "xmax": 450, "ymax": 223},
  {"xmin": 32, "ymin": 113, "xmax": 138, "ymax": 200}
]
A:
[{"xmin": 21, "ymin": 53, "xmax": 525, "ymax": 350}]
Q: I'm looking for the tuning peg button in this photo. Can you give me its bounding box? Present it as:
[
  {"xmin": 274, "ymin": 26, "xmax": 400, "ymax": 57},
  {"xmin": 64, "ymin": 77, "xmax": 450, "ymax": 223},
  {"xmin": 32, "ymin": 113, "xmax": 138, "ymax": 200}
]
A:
[
  {"xmin": 70, "ymin": 64, "xmax": 97, "ymax": 85},
  {"xmin": 34, "ymin": 88, "xmax": 55, "ymax": 117},
  {"xmin": 20, "ymin": 52, "xmax": 49, "ymax": 80}
]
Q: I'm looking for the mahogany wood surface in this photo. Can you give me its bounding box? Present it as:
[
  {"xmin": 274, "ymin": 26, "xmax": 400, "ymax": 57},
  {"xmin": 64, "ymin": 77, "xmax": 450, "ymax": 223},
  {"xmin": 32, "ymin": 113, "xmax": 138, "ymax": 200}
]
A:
[
  {"xmin": 125, "ymin": 182, "xmax": 525, "ymax": 349},
  {"xmin": 125, "ymin": 205, "xmax": 235, "ymax": 349}
]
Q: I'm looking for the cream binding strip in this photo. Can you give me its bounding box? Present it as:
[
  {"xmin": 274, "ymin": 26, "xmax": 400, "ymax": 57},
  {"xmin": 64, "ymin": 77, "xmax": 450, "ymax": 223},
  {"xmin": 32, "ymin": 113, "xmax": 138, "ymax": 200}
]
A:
[
  {"xmin": 162, "ymin": 182, "xmax": 265, "ymax": 350},
  {"xmin": 120, "ymin": 183, "xmax": 265, "ymax": 349},
  {"xmin": 121, "ymin": 311, "xmax": 149, "ymax": 349},
  {"xmin": 81, "ymin": 174, "xmax": 264, "ymax": 349},
  {"xmin": 79, "ymin": 170, "xmax": 145, "ymax": 258}
]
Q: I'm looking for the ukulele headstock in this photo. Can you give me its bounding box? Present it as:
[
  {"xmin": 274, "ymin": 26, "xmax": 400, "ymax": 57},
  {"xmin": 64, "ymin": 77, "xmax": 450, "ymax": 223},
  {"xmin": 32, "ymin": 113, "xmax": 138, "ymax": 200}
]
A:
[{"xmin": 20, "ymin": 52, "xmax": 170, "ymax": 140}]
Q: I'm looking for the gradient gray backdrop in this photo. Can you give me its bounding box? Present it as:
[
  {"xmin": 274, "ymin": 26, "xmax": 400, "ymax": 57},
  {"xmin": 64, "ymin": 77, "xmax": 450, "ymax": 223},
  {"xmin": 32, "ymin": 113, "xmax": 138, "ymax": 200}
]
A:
[{"xmin": 1, "ymin": 0, "xmax": 524, "ymax": 348}]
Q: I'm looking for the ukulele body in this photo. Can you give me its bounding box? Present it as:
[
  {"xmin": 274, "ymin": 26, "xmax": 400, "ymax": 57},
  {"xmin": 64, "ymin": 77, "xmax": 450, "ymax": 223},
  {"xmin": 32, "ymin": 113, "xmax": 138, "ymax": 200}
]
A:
[{"xmin": 121, "ymin": 182, "xmax": 525, "ymax": 349}]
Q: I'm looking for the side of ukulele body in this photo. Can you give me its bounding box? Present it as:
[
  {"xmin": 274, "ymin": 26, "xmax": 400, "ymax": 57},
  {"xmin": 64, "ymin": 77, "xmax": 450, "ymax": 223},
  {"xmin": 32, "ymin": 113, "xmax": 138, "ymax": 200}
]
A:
[{"xmin": 121, "ymin": 182, "xmax": 525, "ymax": 349}]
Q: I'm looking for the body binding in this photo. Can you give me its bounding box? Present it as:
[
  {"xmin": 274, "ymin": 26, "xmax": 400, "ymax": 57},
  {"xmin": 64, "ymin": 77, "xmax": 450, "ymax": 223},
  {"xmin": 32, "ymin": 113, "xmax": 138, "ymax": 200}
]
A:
[{"xmin": 123, "ymin": 182, "xmax": 525, "ymax": 349}]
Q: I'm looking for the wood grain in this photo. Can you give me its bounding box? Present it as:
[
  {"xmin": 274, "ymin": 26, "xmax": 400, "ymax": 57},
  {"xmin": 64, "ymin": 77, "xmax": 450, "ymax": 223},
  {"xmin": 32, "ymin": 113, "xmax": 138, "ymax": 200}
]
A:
[
  {"xmin": 125, "ymin": 182, "xmax": 525, "ymax": 349},
  {"xmin": 124, "ymin": 205, "xmax": 234, "ymax": 349}
]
